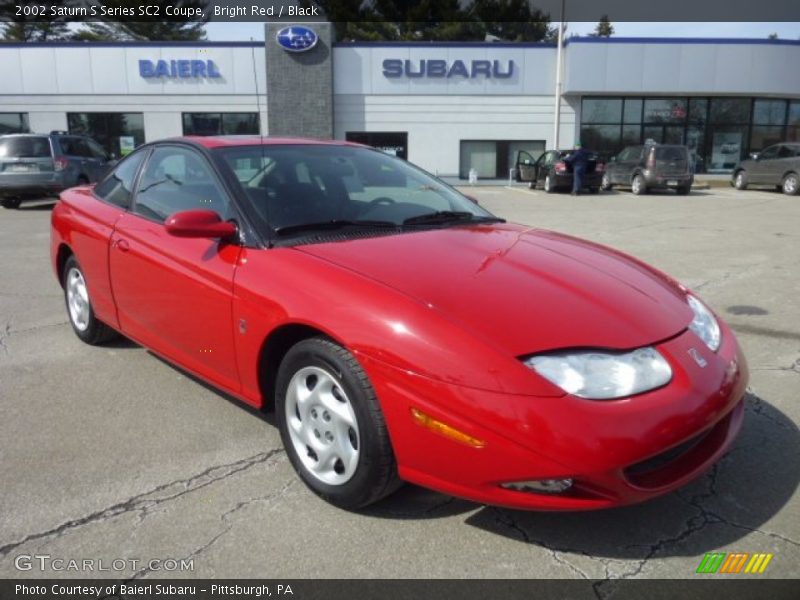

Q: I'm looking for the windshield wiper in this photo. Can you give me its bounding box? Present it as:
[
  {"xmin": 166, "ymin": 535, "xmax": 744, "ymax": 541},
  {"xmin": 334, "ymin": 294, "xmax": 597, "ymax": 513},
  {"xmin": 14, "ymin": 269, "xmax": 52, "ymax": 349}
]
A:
[
  {"xmin": 274, "ymin": 219, "xmax": 398, "ymax": 236},
  {"xmin": 402, "ymin": 211, "xmax": 505, "ymax": 227}
]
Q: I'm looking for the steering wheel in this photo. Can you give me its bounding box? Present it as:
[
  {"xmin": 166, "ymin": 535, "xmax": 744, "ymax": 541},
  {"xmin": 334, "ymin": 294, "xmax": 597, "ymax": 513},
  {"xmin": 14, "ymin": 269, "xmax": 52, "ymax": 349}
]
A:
[{"xmin": 368, "ymin": 197, "xmax": 395, "ymax": 206}]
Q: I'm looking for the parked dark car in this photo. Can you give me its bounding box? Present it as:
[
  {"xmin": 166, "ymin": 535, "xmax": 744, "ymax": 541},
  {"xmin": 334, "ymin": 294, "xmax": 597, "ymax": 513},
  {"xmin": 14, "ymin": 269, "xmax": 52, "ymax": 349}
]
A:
[
  {"xmin": 732, "ymin": 143, "xmax": 800, "ymax": 195},
  {"xmin": 602, "ymin": 144, "xmax": 693, "ymax": 195},
  {"xmin": 516, "ymin": 149, "xmax": 604, "ymax": 193},
  {"xmin": 0, "ymin": 132, "xmax": 115, "ymax": 209}
]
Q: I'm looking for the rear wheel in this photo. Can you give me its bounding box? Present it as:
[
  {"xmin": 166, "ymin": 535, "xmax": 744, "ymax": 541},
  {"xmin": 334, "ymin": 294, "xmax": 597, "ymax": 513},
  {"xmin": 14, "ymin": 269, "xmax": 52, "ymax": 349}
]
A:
[
  {"xmin": 1, "ymin": 197, "xmax": 22, "ymax": 209},
  {"xmin": 676, "ymin": 185, "xmax": 691, "ymax": 195},
  {"xmin": 601, "ymin": 173, "xmax": 612, "ymax": 191},
  {"xmin": 734, "ymin": 170, "xmax": 748, "ymax": 190},
  {"xmin": 276, "ymin": 337, "xmax": 400, "ymax": 509},
  {"xmin": 543, "ymin": 174, "xmax": 554, "ymax": 193},
  {"xmin": 631, "ymin": 174, "xmax": 647, "ymax": 196},
  {"xmin": 782, "ymin": 173, "xmax": 799, "ymax": 195},
  {"xmin": 589, "ymin": 187, "xmax": 600, "ymax": 194},
  {"xmin": 62, "ymin": 256, "xmax": 118, "ymax": 345}
]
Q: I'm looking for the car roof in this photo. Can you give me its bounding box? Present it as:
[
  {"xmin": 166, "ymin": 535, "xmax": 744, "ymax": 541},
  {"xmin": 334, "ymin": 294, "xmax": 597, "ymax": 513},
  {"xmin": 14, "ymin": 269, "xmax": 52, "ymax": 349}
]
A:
[{"xmin": 177, "ymin": 135, "xmax": 365, "ymax": 149}]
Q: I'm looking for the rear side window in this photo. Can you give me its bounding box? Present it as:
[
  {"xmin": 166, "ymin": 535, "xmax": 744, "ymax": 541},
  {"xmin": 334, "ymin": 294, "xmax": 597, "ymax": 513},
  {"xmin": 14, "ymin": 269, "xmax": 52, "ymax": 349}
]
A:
[
  {"xmin": 655, "ymin": 147, "xmax": 688, "ymax": 161},
  {"xmin": 94, "ymin": 149, "xmax": 147, "ymax": 209},
  {"xmin": 0, "ymin": 136, "xmax": 51, "ymax": 158}
]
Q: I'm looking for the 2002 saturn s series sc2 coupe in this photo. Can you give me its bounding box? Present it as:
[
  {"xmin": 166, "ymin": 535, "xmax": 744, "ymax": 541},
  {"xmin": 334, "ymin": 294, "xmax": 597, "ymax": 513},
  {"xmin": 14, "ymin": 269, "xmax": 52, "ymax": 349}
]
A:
[{"xmin": 51, "ymin": 137, "xmax": 748, "ymax": 511}]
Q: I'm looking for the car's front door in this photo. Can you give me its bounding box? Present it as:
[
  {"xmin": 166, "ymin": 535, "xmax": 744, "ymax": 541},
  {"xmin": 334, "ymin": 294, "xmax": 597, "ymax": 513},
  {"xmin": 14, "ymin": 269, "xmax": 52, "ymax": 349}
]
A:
[
  {"xmin": 749, "ymin": 145, "xmax": 780, "ymax": 184},
  {"xmin": 109, "ymin": 144, "xmax": 242, "ymax": 392},
  {"xmin": 516, "ymin": 150, "xmax": 537, "ymax": 182}
]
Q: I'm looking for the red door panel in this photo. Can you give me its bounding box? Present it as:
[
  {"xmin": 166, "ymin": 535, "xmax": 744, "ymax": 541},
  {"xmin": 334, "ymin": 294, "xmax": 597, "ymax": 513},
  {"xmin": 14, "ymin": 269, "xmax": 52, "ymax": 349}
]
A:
[
  {"xmin": 109, "ymin": 212, "xmax": 241, "ymax": 392},
  {"xmin": 53, "ymin": 189, "xmax": 125, "ymax": 329}
]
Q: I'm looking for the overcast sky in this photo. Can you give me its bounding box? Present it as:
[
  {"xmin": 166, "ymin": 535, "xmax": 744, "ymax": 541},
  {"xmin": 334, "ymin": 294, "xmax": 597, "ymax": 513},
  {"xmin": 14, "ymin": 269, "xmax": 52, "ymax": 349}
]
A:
[{"xmin": 205, "ymin": 21, "xmax": 800, "ymax": 41}]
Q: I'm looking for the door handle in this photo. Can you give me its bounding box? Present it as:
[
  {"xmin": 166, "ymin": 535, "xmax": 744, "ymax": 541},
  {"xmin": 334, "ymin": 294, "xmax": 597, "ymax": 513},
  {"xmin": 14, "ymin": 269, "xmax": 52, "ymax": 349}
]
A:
[{"xmin": 114, "ymin": 239, "xmax": 130, "ymax": 252}]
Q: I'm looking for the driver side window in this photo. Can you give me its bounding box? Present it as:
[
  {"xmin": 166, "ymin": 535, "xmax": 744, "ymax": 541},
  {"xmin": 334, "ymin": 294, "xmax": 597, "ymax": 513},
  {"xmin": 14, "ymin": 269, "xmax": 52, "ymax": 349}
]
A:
[{"xmin": 134, "ymin": 147, "xmax": 232, "ymax": 222}]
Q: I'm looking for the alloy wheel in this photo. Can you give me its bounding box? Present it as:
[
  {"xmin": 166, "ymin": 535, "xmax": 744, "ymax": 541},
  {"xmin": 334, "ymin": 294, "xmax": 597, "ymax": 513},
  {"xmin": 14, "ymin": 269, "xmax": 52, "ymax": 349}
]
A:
[{"xmin": 66, "ymin": 267, "xmax": 90, "ymax": 332}]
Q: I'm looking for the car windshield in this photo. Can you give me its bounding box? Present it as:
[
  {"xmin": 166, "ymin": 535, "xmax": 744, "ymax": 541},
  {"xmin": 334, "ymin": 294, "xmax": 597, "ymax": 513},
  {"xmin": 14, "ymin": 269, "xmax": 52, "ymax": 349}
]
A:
[{"xmin": 215, "ymin": 144, "xmax": 499, "ymax": 240}]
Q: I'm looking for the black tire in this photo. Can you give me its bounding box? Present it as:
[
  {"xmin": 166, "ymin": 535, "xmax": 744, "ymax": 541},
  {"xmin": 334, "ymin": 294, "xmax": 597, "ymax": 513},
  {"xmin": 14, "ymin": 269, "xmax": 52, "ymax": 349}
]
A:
[
  {"xmin": 275, "ymin": 337, "xmax": 400, "ymax": 509},
  {"xmin": 543, "ymin": 174, "xmax": 554, "ymax": 194},
  {"xmin": 589, "ymin": 187, "xmax": 600, "ymax": 194},
  {"xmin": 601, "ymin": 173, "xmax": 612, "ymax": 191},
  {"xmin": 62, "ymin": 255, "xmax": 119, "ymax": 345},
  {"xmin": 676, "ymin": 185, "xmax": 691, "ymax": 195},
  {"xmin": 782, "ymin": 172, "xmax": 799, "ymax": 196},
  {"xmin": 1, "ymin": 197, "xmax": 22, "ymax": 209},
  {"xmin": 528, "ymin": 180, "xmax": 536, "ymax": 190},
  {"xmin": 631, "ymin": 174, "xmax": 647, "ymax": 196},
  {"xmin": 733, "ymin": 170, "xmax": 748, "ymax": 190}
]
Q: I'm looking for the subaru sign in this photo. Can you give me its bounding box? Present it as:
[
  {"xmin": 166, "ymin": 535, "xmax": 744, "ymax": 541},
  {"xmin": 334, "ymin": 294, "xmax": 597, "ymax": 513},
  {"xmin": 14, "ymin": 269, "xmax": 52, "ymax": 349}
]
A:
[
  {"xmin": 382, "ymin": 59, "xmax": 515, "ymax": 79},
  {"xmin": 276, "ymin": 26, "xmax": 318, "ymax": 53}
]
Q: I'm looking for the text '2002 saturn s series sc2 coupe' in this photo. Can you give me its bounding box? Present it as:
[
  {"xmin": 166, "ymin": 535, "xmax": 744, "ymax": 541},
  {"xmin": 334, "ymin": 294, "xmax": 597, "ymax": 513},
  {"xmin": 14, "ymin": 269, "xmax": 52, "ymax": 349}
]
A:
[{"xmin": 51, "ymin": 136, "xmax": 748, "ymax": 511}]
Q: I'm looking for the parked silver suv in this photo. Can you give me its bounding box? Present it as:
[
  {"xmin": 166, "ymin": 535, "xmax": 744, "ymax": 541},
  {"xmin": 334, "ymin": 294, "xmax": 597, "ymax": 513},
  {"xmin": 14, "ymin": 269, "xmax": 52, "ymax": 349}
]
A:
[
  {"xmin": 732, "ymin": 143, "xmax": 800, "ymax": 195},
  {"xmin": 0, "ymin": 132, "xmax": 114, "ymax": 209},
  {"xmin": 602, "ymin": 143, "xmax": 693, "ymax": 195}
]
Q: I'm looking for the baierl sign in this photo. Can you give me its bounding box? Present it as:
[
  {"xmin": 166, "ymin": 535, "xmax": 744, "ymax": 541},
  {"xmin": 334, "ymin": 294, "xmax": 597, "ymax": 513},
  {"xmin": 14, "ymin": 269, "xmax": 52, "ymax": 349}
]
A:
[{"xmin": 382, "ymin": 59, "xmax": 514, "ymax": 79}]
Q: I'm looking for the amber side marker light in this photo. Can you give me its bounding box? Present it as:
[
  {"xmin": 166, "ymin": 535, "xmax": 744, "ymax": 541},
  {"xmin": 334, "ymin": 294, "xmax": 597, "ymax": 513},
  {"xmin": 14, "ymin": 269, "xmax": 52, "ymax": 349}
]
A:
[{"xmin": 410, "ymin": 407, "xmax": 487, "ymax": 448}]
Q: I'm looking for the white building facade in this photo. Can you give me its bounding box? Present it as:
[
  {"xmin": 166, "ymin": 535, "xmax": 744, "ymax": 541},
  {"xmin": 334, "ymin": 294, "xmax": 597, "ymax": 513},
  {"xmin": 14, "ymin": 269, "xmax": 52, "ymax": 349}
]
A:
[{"xmin": 1, "ymin": 36, "xmax": 799, "ymax": 177}]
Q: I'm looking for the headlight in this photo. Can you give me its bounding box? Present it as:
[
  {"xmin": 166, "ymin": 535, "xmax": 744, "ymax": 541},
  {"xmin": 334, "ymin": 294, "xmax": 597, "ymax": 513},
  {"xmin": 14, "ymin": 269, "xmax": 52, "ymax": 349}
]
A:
[
  {"xmin": 524, "ymin": 347, "xmax": 672, "ymax": 400},
  {"xmin": 687, "ymin": 294, "xmax": 721, "ymax": 351}
]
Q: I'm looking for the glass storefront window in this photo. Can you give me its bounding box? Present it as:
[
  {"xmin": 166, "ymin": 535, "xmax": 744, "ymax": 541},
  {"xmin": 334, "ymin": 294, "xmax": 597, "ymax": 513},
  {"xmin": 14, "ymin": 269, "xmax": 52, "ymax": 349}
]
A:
[
  {"xmin": 580, "ymin": 124, "xmax": 622, "ymax": 159},
  {"xmin": 67, "ymin": 113, "xmax": 144, "ymax": 157},
  {"xmin": 708, "ymin": 126, "xmax": 747, "ymax": 172},
  {"xmin": 752, "ymin": 99, "xmax": 787, "ymax": 125},
  {"xmin": 749, "ymin": 126, "xmax": 785, "ymax": 152},
  {"xmin": 688, "ymin": 98, "xmax": 708, "ymax": 125},
  {"xmin": 0, "ymin": 113, "xmax": 29, "ymax": 134},
  {"xmin": 788, "ymin": 102, "xmax": 800, "ymax": 126},
  {"xmin": 623, "ymin": 99, "xmax": 642, "ymax": 124},
  {"xmin": 621, "ymin": 124, "xmax": 641, "ymax": 146},
  {"xmin": 710, "ymin": 98, "xmax": 750, "ymax": 124},
  {"xmin": 182, "ymin": 113, "xmax": 260, "ymax": 136},
  {"xmin": 581, "ymin": 98, "xmax": 622, "ymax": 124},
  {"xmin": 643, "ymin": 98, "xmax": 687, "ymax": 123}
]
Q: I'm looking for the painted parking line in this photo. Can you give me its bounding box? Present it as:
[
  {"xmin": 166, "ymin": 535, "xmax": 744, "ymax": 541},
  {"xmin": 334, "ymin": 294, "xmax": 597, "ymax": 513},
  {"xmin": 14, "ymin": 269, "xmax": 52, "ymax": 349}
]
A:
[{"xmin": 504, "ymin": 186, "xmax": 539, "ymax": 196}]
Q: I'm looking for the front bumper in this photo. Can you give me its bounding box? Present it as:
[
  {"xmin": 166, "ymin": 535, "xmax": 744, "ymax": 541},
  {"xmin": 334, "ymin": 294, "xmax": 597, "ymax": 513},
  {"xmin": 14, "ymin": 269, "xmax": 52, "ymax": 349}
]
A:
[{"xmin": 359, "ymin": 323, "xmax": 747, "ymax": 510}]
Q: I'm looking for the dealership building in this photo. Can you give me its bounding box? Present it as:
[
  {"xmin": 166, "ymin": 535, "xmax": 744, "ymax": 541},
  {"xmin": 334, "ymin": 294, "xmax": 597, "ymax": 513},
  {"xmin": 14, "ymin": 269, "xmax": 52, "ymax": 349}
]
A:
[{"xmin": 1, "ymin": 26, "xmax": 799, "ymax": 178}]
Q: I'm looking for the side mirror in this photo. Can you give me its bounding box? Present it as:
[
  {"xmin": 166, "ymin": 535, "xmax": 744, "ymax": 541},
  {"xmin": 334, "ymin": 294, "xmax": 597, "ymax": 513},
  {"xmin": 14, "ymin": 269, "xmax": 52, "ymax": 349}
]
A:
[
  {"xmin": 165, "ymin": 210, "xmax": 237, "ymax": 240},
  {"xmin": 464, "ymin": 195, "xmax": 480, "ymax": 205}
]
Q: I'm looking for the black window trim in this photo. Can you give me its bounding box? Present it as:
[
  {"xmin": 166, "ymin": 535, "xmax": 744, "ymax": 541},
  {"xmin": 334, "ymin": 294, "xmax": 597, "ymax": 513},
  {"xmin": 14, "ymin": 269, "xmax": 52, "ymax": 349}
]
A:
[{"xmin": 91, "ymin": 145, "xmax": 152, "ymax": 211}]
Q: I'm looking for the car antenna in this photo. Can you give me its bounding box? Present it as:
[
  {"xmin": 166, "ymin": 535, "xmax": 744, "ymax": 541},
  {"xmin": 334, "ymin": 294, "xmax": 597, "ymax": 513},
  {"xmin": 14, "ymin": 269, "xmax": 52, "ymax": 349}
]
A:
[{"xmin": 251, "ymin": 37, "xmax": 273, "ymax": 248}]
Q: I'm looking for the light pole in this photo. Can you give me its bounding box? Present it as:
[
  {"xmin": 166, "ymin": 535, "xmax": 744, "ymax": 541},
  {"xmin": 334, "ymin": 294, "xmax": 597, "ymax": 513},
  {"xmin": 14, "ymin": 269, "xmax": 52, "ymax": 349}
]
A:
[{"xmin": 552, "ymin": 0, "xmax": 565, "ymax": 149}]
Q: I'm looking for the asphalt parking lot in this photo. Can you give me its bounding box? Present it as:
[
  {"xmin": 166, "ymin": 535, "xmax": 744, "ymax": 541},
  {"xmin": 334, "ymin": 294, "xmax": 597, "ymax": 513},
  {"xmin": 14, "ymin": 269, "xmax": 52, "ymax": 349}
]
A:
[{"xmin": 0, "ymin": 186, "xmax": 798, "ymax": 584}]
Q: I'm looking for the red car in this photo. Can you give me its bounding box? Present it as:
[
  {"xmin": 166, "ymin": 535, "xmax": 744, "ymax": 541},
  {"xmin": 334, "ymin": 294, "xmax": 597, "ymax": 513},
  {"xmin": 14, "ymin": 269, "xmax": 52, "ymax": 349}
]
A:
[{"xmin": 51, "ymin": 136, "xmax": 748, "ymax": 511}]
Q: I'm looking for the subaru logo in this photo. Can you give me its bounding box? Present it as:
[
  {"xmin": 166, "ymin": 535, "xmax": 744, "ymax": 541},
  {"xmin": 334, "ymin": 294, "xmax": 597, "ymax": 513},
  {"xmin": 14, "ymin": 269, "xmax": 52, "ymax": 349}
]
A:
[{"xmin": 276, "ymin": 26, "xmax": 318, "ymax": 53}]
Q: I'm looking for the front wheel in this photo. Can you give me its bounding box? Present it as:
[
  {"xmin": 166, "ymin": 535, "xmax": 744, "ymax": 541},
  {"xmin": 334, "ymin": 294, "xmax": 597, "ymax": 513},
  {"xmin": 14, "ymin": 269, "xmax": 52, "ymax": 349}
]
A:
[
  {"xmin": 782, "ymin": 173, "xmax": 799, "ymax": 195},
  {"xmin": 1, "ymin": 197, "xmax": 22, "ymax": 209},
  {"xmin": 601, "ymin": 173, "xmax": 612, "ymax": 191},
  {"xmin": 734, "ymin": 170, "xmax": 748, "ymax": 190},
  {"xmin": 631, "ymin": 174, "xmax": 647, "ymax": 196},
  {"xmin": 275, "ymin": 337, "xmax": 400, "ymax": 509},
  {"xmin": 62, "ymin": 256, "xmax": 118, "ymax": 345}
]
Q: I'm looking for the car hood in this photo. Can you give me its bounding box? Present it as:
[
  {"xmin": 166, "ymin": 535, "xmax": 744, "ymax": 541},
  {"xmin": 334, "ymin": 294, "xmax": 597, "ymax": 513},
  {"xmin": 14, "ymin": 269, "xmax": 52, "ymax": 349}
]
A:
[{"xmin": 295, "ymin": 223, "xmax": 693, "ymax": 356}]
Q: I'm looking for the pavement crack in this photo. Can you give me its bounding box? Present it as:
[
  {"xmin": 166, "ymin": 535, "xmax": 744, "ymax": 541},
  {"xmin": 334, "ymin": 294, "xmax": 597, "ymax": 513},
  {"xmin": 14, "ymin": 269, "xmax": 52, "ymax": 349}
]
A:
[
  {"xmin": 0, "ymin": 318, "xmax": 11, "ymax": 355},
  {"xmin": 490, "ymin": 508, "xmax": 597, "ymax": 582},
  {"xmin": 0, "ymin": 448, "xmax": 285, "ymax": 557}
]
